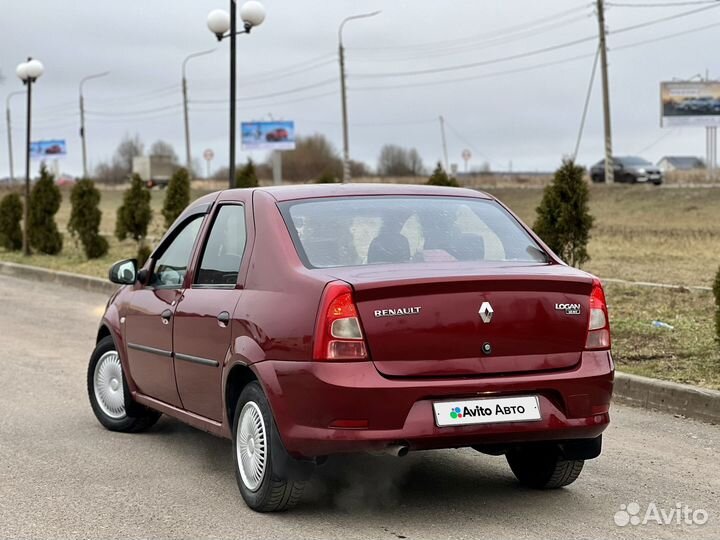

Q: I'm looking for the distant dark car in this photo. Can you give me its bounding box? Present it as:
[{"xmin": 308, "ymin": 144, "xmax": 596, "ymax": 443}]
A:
[
  {"xmin": 590, "ymin": 156, "xmax": 663, "ymax": 185},
  {"xmin": 265, "ymin": 128, "xmax": 288, "ymax": 142}
]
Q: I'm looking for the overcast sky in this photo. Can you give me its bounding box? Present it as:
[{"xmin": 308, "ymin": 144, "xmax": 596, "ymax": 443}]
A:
[{"xmin": 1, "ymin": 0, "xmax": 718, "ymax": 178}]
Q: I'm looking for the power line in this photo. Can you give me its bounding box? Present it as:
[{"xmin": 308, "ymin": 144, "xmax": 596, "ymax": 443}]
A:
[
  {"xmin": 352, "ymin": 3, "xmax": 720, "ymax": 80},
  {"xmin": 635, "ymin": 129, "xmax": 677, "ymax": 154},
  {"xmin": 86, "ymin": 102, "xmax": 183, "ymax": 117},
  {"xmin": 189, "ymin": 89, "xmax": 340, "ymax": 112},
  {"xmin": 609, "ymin": 2, "xmax": 720, "ymax": 33},
  {"xmin": 608, "ymin": 0, "xmax": 719, "ymax": 7},
  {"xmin": 349, "ymin": 4, "xmax": 593, "ymax": 53},
  {"xmin": 351, "ymin": 35, "xmax": 597, "ymax": 79},
  {"xmin": 191, "ymin": 78, "xmax": 337, "ymax": 105},
  {"xmin": 612, "ymin": 19, "xmax": 720, "ymax": 50},
  {"xmin": 573, "ymin": 44, "xmax": 601, "ymax": 161},
  {"xmin": 351, "ymin": 52, "xmax": 597, "ymax": 91},
  {"xmin": 348, "ymin": 13, "xmax": 593, "ymax": 63}
]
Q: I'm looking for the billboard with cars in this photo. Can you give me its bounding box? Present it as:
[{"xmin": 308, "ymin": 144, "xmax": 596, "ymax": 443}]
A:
[
  {"xmin": 241, "ymin": 121, "xmax": 296, "ymax": 151},
  {"xmin": 30, "ymin": 139, "xmax": 67, "ymax": 159},
  {"xmin": 661, "ymin": 81, "xmax": 720, "ymax": 127}
]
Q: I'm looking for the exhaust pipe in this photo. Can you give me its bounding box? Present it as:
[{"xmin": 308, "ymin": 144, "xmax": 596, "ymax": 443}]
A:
[{"xmin": 372, "ymin": 444, "xmax": 409, "ymax": 457}]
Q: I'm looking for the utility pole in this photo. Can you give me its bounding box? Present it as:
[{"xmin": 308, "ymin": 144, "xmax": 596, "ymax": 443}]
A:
[
  {"xmin": 338, "ymin": 11, "xmax": 381, "ymax": 183},
  {"xmin": 596, "ymin": 0, "xmax": 614, "ymax": 184},
  {"xmin": 439, "ymin": 115, "xmax": 449, "ymax": 173},
  {"xmin": 339, "ymin": 40, "xmax": 350, "ymax": 183},
  {"xmin": 79, "ymin": 72, "xmax": 109, "ymax": 179},
  {"xmin": 6, "ymin": 91, "xmax": 24, "ymax": 184},
  {"xmin": 182, "ymin": 49, "xmax": 215, "ymax": 178},
  {"xmin": 228, "ymin": 0, "xmax": 238, "ymax": 189}
]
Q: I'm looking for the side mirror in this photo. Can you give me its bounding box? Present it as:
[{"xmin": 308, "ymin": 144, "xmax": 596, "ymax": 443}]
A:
[{"xmin": 109, "ymin": 259, "xmax": 138, "ymax": 285}]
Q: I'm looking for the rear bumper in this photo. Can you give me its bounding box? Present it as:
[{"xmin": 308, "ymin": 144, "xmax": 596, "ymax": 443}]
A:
[{"xmin": 254, "ymin": 351, "xmax": 614, "ymax": 458}]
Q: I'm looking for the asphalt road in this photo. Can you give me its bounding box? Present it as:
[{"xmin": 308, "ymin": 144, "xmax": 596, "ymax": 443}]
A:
[{"xmin": 1, "ymin": 274, "xmax": 718, "ymax": 540}]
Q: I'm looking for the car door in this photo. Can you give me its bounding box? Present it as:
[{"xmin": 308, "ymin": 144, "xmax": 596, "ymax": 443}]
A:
[
  {"xmin": 173, "ymin": 200, "xmax": 252, "ymax": 421},
  {"xmin": 124, "ymin": 215, "xmax": 205, "ymax": 407}
]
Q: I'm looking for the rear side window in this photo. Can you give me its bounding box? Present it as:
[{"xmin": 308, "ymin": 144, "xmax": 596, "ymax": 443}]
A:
[
  {"xmin": 195, "ymin": 205, "xmax": 247, "ymax": 286},
  {"xmin": 281, "ymin": 196, "xmax": 547, "ymax": 269}
]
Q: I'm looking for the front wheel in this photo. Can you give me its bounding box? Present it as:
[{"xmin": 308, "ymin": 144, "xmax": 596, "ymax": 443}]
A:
[
  {"xmin": 233, "ymin": 382, "xmax": 312, "ymax": 512},
  {"xmin": 87, "ymin": 336, "xmax": 161, "ymax": 432},
  {"xmin": 506, "ymin": 445, "xmax": 584, "ymax": 489}
]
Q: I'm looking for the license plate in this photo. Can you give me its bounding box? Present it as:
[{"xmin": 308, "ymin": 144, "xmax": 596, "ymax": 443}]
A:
[{"xmin": 433, "ymin": 396, "xmax": 541, "ymax": 427}]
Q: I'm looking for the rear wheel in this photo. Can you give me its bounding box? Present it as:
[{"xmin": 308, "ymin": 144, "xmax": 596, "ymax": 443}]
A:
[
  {"xmin": 87, "ymin": 336, "xmax": 161, "ymax": 432},
  {"xmin": 232, "ymin": 382, "xmax": 312, "ymax": 512},
  {"xmin": 506, "ymin": 445, "xmax": 584, "ymax": 489}
]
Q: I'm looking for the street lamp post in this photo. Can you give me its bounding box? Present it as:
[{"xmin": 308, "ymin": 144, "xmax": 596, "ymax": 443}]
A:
[
  {"xmin": 79, "ymin": 71, "xmax": 110, "ymax": 179},
  {"xmin": 5, "ymin": 90, "xmax": 25, "ymax": 184},
  {"xmin": 16, "ymin": 57, "xmax": 44, "ymax": 257},
  {"xmin": 338, "ymin": 11, "xmax": 381, "ymax": 183},
  {"xmin": 182, "ymin": 49, "xmax": 216, "ymax": 177},
  {"xmin": 207, "ymin": 0, "xmax": 266, "ymax": 189}
]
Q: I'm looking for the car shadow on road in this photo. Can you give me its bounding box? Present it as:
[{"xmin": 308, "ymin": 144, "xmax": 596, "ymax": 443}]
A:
[{"xmin": 140, "ymin": 417, "xmax": 584, "ymax": 520}]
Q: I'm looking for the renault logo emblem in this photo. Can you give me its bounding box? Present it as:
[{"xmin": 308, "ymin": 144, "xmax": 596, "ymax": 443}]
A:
[{"xmin": 479, "ymin": 301, "xmax": 494, "ymax": 324}]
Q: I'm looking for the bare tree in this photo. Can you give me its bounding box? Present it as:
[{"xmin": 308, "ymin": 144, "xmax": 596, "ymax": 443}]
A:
[
  {"xmin": 150, "ymin": 140, "xmax": 179, "ymax": 165},
  {"xmin": 114, "ymin": 134, "xmax": 144, "ymax": 175},
  {"xmin": 93, "ymin": 134, "xmax": 144, "ymax": 184},
  {"xmin": 377, "ymin": 144, "xmax": 425, "ymax": 177},
  {"xmin": 274, "ymin": 134, "xmax": 343, "ymax": 182}
]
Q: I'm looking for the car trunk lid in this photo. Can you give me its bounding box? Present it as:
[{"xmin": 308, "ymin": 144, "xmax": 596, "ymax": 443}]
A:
[{"xmin": 327, "ymin": 263, "xmax": 593, "ymax": 378}]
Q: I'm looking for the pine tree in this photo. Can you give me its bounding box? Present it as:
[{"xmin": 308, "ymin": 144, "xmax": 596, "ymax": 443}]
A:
[
  {"xmin": 115, "ymin": 173, "xmax": 152, "ymax": 263},
  {"xmin": 533, "ymin": 159, "xmax": 594, "ymax": 267},
  {"xmin": 314, "ymin": 171, "xmax": 338, "ymax": 184},
  {"xmin": 28, "ymin": 164, "xmax": 63, "ymax": 255},
  {"xmin": 162, "ymin": 167, "xmax": 191, "ymax": 229},
  {"xmin": 68, "ymin": 179, "xmax": 109, "ymax": 259},
  {"xmin": 116, "ymin": 174, "xmax": 152, "ymax": 243},
  {"xmin": 236, "ymin": 159, "xmax": 259, "ymax": 188},
  {"xmin": 427, "ymin": 162, "xmax": 459, "ymax": 187},
  {"xmin": 0, "ymin": 192, "xmax": 23, "ymax": 251}
]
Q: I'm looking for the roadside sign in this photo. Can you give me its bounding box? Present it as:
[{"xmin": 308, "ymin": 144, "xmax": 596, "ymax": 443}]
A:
[
  {"xmin": 241, "ymin": 121, "xmax": 296, "ymax": 151},
  {"xmin": 203, "ymin": 149, "xmax": 215, "ymax": 161},
  {"xmin": 462, "ymin": 149, "xmax": 472, "ymax": 161},
  {"xmin": 30, "ymin": 139, "xmax": 67, "ymax": 160},
  {"xmin": 661, "ymin": 81, "xmax": 720, "ymax": 127}
]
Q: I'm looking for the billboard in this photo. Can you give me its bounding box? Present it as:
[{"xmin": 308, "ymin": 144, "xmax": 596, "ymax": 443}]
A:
[
  {"xmin": 241, "ymin": 121, "xmax": 296, "ymax": 151},
  {"xmin": 30, "ymin": 139, "xmax": 67, "ymax": 160},
  {"xmin": 661, "ymin": 81, "xmax": 720, "ymax": 127}
]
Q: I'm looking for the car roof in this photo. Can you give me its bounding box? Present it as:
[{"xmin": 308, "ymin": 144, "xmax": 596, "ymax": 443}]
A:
[{"xmin": 220, "ymin": 183, "xmax": 492, "ymax": 203}]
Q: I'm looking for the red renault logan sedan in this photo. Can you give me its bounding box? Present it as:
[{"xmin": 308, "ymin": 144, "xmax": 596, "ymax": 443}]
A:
[{"xmin": 88, "ymin": 184, "xmax": 613, "ymax": 512}]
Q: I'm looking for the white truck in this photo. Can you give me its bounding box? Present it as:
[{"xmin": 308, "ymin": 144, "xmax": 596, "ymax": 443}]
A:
[{"xmin": 132, "ymin": 156, "xmax": 175, "ymax": 189}]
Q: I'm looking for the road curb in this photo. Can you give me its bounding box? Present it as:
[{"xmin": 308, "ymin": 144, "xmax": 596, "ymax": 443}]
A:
[
  {"xmin": 613, "ymin": 372, "xmax": 720, "ymax": 424},
  {"xmin": 1, "ymin": 260, "xmax": 719, "ymax": 424},
  {"xmin": 0, "ymin": 261, "xmax": 117, "ymax": 296}
]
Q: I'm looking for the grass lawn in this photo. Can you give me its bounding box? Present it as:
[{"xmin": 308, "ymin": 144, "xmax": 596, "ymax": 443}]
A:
[{"xmin": 1, "ymin": 183, "xmax": 719, "ymax": 389}]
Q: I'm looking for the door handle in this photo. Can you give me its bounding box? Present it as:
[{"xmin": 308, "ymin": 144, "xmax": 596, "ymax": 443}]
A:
[
  {"xmin": 217, "ymin": 311, "xmax": 230, "ymax": 327},
  {"xmin": 161, "ymin": 309, "xmax": 173, "ymax": 325}
]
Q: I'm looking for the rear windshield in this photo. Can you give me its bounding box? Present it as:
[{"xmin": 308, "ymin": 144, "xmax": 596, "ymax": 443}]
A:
[{"xmin": 280, "ymin": 196, "xmax": 548, "ymax": 269}]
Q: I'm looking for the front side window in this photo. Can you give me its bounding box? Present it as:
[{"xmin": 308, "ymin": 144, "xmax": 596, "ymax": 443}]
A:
[
  {"xmin": 281, "ymin": 196, "xmax": 547, "ymax": 269},
  {"xmin": 196, "ymin": 205, "xmax": 247, "ymax": 286},
  {"xmin": 152, "ymin": 217, "xmax": 204, "ymax": 288}
]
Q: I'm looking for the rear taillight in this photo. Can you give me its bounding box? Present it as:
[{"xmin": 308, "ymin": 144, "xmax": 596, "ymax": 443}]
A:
[
  {"xmin": 313, "ymin": 281, "xmax": 367, "ymax": 361},
  {"xmin": 585, "ymin": 278, "xmax": 611, "ymax": 350}
]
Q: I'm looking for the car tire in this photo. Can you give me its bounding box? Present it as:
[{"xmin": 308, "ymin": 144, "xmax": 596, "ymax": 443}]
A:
[
  {"xmin": 232, "ymin": 381, "xmax": 312, "ymax": 512},
  {"xmin": 87, "ymin": 336, "xmax": 161, "ymax": 433},
  {"xmin": 506, "ymin": 445, "xmax": 584, "ymax": 489}
]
